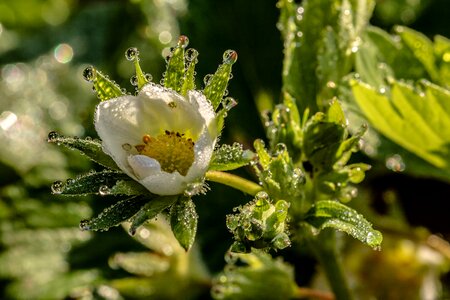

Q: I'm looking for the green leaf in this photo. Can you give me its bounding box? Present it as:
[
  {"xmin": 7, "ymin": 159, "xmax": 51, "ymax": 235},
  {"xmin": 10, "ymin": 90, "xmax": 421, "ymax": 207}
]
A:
[
  {"xmin": 79, "ymin": 196, "xmax": 150, "ymax": 231},
  {"xmin": 434, "ymin": 35, "xmax": 450, "ymax": 88},
  {"xmin": 211, "ymin": 250, "xmax": 297, "ymax": 300},
  {"xmin": 129, "ymin": 195, "xmax": 179, "ymax": 235},
  {"xmin": 163, "ymin": 36, "xmax": 187, "ymax": 93},
  {"xmin": 170, "ymin": 197, "xmax": 198, "ymax": 251},
  {"xmin": 203, "ymin": 50, "xmax": 237, "ymax": 110},
  {"xmin": 52, "ymin": 170, "xmax": 129, "ymax": 196},
  {"xmin": 82, "ymin": 66, "xmax": 125, "ymax": 101},
  {"xmin": 109, "ymin": 180, "xmax": 149, "ymax": 196},
  {"xmin": 209, "ymin": 143, "xmax": 255, "ymax": 171},
  {"xmin": 47, "ymin": 133, "xmax": 119, "ymax": 170},
  {"xmin": 305, "ymin": 200, "xmax": 382, "ymax": 249},
  {"xmin": 395, "ymin": 26, "xmax": 439, "ymax": 82},
  {"xmin": 351, "ymin": 79, "xmax": 450, "ymax": 169}
]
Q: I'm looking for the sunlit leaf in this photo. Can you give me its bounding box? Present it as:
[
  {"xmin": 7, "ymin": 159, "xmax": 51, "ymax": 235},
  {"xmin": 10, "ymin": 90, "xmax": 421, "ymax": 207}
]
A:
[
  {"xmin": 209, "ymin": 143, "xmax": 255, "ymax": 171},
  {"xmin": 305, "ymin": 200, "xmax": 382, "ymax": 248}
]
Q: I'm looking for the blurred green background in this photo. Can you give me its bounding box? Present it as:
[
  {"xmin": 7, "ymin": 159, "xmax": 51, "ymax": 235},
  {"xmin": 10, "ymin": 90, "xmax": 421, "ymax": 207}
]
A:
[{"xmin": 1, "ymin": 0, "xmax": 449, "ymax": 299}]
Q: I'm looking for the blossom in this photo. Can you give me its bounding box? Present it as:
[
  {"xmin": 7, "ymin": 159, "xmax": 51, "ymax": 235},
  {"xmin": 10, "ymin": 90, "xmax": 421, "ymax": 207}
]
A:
[{"xmin": 95, "ymin": 83, "xmax": 217, "ymax": 195}]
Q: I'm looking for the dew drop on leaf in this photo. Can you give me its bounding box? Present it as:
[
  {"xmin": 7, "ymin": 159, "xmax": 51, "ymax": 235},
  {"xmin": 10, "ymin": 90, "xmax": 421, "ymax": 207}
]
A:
[
  {"xmin": 130, "ymin": 75, "xmax": 138, "ymax": 86},
  {"xmin": 125, "ymin": 47, "xmax": 139, "ymax": 61},
  {"xmin": 82, "ymin": 66, "xmax": 96, "ymax": 82},
  {"xmin": 51, "ymin": 180, "xmax": 65, "ymax": 194},
  {"xmin": 185, "ymin": 48, "xmax": 199, "ymax": 62},
  {"xmin": 98, "ymin": 185, "xmax": 110, "ymax": 196},
  {"xmin": 222, "ymin": 50, "xmax": 238, "ymax": 64},
  {"xmin": 177, "ymin": 35, "xmax": 189, "ymax": 49},
  {"xmin": 47, "ymin": 131, "xmax": 59, "ymax": 141}
]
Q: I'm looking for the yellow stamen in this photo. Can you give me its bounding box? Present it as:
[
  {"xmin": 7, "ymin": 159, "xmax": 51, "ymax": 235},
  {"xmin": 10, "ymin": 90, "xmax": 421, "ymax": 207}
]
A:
[{"xmin": 135, "ymin": 130, "xmax": 195, "ymax": 176}]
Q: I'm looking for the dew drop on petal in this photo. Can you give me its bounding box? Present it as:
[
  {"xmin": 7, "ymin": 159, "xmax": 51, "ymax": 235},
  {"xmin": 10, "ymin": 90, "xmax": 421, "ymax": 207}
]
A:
[
  {"xmin": 51, "ymin": 180, "xmax": 65, "ymax": 194},
  {"xmin": 82, "ymin": 66, "xmax": 96, "ymax": 82},
  {"xmin": 122, "ymin": 143, "xmax": 132, "ymax": 151}
]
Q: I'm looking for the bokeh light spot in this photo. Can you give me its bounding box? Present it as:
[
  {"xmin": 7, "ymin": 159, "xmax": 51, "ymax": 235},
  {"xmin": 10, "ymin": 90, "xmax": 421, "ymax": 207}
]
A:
[{"xmin": 54, "ymin": 43, "xmax": 73, "ymax": 64}]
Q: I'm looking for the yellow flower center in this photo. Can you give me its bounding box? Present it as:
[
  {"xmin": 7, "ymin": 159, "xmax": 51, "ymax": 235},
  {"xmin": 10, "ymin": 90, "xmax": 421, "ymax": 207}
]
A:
[{"xmin": 135, "ymin": 130, "xmax": 195, "ymax": 176}]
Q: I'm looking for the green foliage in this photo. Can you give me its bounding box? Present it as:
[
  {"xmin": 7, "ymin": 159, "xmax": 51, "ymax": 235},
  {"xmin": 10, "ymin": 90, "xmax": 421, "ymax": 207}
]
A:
[
  {"xmin": 226, "ymin": 192, "xmax": 291, "ymax": 253},
  {"xmin": 203, "ymin": 50, "xmax": 238, "ymax": 110},
  {"xmin": 278, "ymin": 0, "xmax": 374, "ymax": 113},
  {"xmin": 351, "ymin": 79, "xmax": 450, "ymax": 172},
  {"xmin": 211, "ymin": 250, "xmax": 297, "ymax": 300},
  {"xmin": 305, "ymin": 200, "xmax": 383, "ymax": 249},
  {"xmin": 209, "ymin": 143, "xmax": 255, "ymax": 171},
  {"xmin": 47, "ymin": 133, "xmax": 119, "ymax": 170},
  {"xmin": 170, "ymin": 197, "xmax": 198, "ymax": 251}
]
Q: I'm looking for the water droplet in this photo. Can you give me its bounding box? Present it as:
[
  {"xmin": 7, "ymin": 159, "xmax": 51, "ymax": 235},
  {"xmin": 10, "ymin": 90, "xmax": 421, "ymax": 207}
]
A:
[
  {"xmin": 125, "ymin": 47, "xmax": 139, "ymax": 61},
  {"xmin": 145, "ymin": 73, "xmax": 152, "ymax": 82},
  {"xmin": 51, "ymin": 180, "xmax": 65, "ymax": 194},
  {"xmin": 203, "ymin": 74, "xmax": 213, "ymax": 85},
  {"xmin": 326, "ymin": 81, "xmax": 337, "ymax": 89},
  {"xmin": 366, "ymin": 230, "xmax": 382, "ymax": 248},
  {"xmin": 223, "ymin": 50, "xmax": 238, "ymax": 64},
  {"xmin": 378, "ymin": 86, "xmax": 387, "ymax": 94},
  {"xmin": 122, "ymin": 143, "xmax": 132, "ymax": 151},
  {"xmin": 130, "ymin": 75, "xmax": 138, "ymax": 86},
  {"xmin": 224, "ymin": 251, "xmax": 238, "ymax": 264},
  {"xmin": 177, "ymin": 35, "xmax": 189, "ymax": 48},
  {"xmin": 275, "ymin": 143, "xmax": 287, "ymax": 155},
  {"xmin": 98, "ymin": 185, "xmax": 110, "ymax": 196},
  {"xmin": 185, "ymin": 48, "xmax": 199, "ymax": 61},
  {"xmin": 48, "ymin": 131, "xmax": 59, "ymax": 141},
  {"xmin": 255, "ymin": 191, "xmax": 269, "ymax": 202},
  {"xmin": 82, "ymin": 66, "xmax": 96, "ymax": 82},
  {"xmin": 386, "ymin": 154, "xmax": 405, "ymax": 172},
  {"xmin": 79, "ymin": 219, "xmax": 91, "ymax": 231},
  {"xmin": 222, "ymin": 97, "xmax": 237, "ymax": 111},
  {"xmin": 66, "ymin": 178, "xmax": 75, "ymax": 185}
]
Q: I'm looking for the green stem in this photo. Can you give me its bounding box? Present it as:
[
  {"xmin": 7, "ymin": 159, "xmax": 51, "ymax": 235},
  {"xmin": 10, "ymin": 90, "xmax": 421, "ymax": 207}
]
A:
[
  {"xmin": 308, "ymin": 230, "xmax": 352, "ymax": 300},
  {"xmin": 205, "ymin": 171, "xmax": 262, "ymax": 196}
]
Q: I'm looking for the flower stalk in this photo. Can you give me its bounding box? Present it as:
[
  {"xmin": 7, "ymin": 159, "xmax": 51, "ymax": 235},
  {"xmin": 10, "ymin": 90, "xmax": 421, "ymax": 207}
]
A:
[{"xmin": 205, "ymin": 171, "xmax": 262, "ymax": 196}]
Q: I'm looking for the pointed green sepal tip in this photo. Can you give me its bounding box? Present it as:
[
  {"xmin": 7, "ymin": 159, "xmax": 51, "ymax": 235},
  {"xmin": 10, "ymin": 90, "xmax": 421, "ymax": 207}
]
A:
[
  {"xmin": 82, "ymin": 66, "xmax": 125, "ymax": 101},
  {"xmin": 203, "ymin": 50, "xmax": 238, "ymax": 110},
  {"xmin": 125, "ymin": 47, "xmax": 151, "ymax": 90},
  {"xmin": 163, "ymin": 35, "xmax": 189, "ymax": 93},
  {"xmin": 180, "ymin": 48, "xmax": 199, "ymax": 96}
]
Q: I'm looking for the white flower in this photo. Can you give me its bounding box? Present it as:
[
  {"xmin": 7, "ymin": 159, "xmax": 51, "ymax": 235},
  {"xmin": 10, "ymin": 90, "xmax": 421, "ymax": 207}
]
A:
[{"xmin": 95, "ymin": 83, "xmax": 217, "ymax": 195}]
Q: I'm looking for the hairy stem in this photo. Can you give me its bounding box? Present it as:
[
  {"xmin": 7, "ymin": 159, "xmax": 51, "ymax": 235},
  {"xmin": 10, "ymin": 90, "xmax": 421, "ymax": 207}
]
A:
[
  {"xmin": 205, "ymin": 171, "xmax": 262, "ymax": 196},
  {"xmin": 308, "ymin": 230, "xmax": 353, "ymax": 300}
]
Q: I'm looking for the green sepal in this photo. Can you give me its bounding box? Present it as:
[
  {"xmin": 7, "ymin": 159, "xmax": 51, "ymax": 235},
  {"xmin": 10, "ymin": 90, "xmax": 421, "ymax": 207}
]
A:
[
  {"xmin": 129, "ymin": 195, "xmax": 179, "ymax": 235},
  {"xmin": 163, "ymin": 36, "xmax": 188, "ymax": 93},
  {"xmin": 203, "ymin": 50, "xmax": 237, "ymax": 110},
  {"xmin": 82, "ymin": 66, "xmax": 125, "ymax": 101},
  {"xmin": 170, "ymin": 197, "xmax": 198, "ymax": 251},
  {"xmin": 180, "ymin": 49, "xmax": 199, "ymax": 96},
  {"xmin": 79, "ymin": 196, "xmax": 150, "ymax": 231},
  {"xmin": 109, "ymin": 180, "xmax": 149, "ymax": 196},
  {"xmin": 52, "ymin": 170, "xmax": 129, "ymax": 196},
  {"xmin": 47, "ymin": 133, "xmax": 119, "ymax": 170},
  {"xmin": 211, "ymin": 250, "xmax": 297, "ymax": 300},
  {"xmin": 209, "ymin": 143, "xmax": 255, "ymax": 171},
  {"xmin": 305, "ymin": 200, "xmax": 383, "ymax": 249}
]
